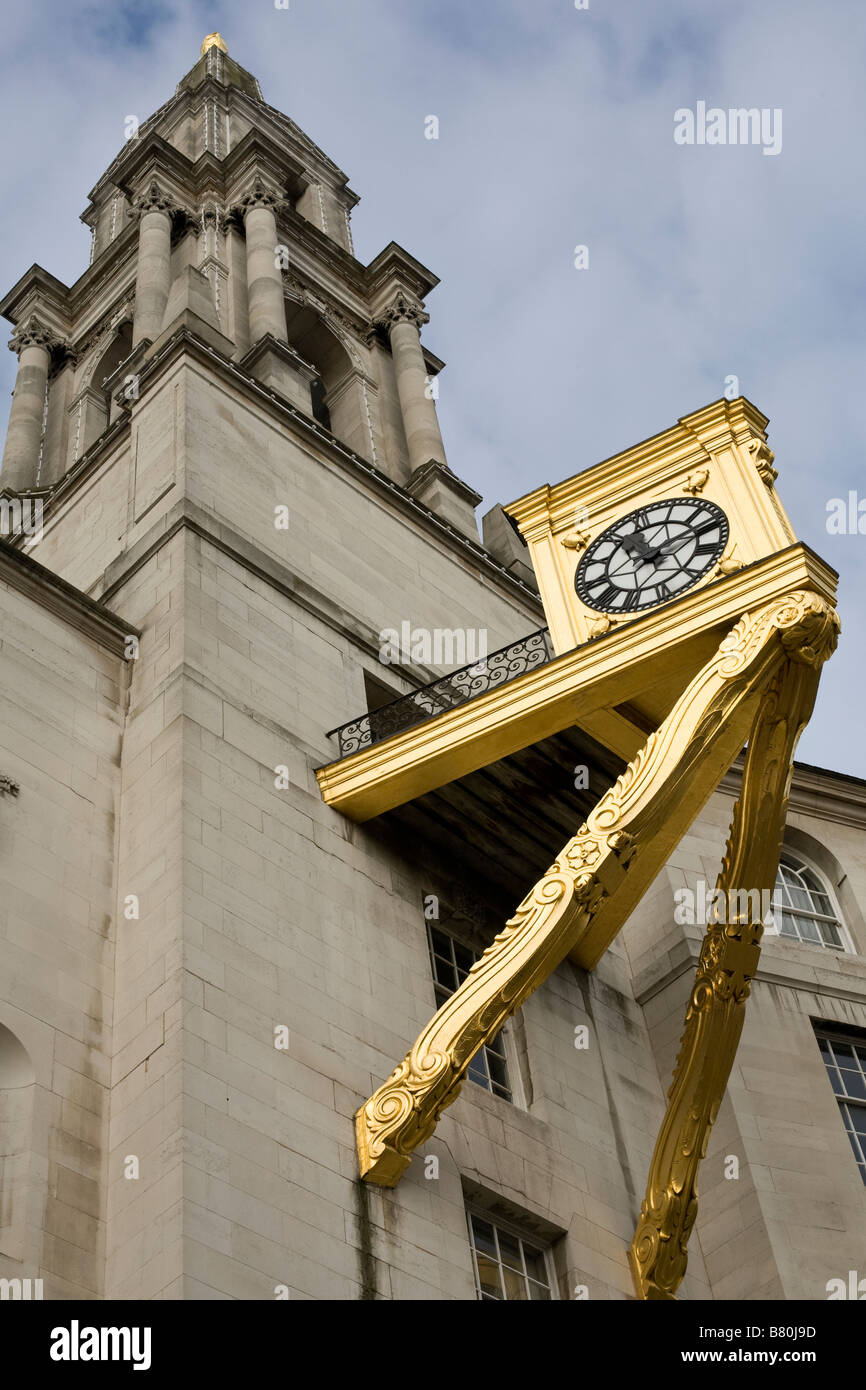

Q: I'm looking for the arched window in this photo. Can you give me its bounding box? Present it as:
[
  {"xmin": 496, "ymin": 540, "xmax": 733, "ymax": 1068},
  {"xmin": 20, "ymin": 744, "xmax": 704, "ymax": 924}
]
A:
[
  {"xmin": 771, "ymin": 850, "xmax": 850, "ymax": 951},
  {"xmin": 0, "ymin": 1023, "xmax": 36, "ymax": 1261}
]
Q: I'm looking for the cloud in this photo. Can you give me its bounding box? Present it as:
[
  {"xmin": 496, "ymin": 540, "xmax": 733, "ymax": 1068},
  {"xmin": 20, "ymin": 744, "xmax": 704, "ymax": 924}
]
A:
[{"xmin": 1, "ymin": 0, "xmax": 863, "ymax": 772}]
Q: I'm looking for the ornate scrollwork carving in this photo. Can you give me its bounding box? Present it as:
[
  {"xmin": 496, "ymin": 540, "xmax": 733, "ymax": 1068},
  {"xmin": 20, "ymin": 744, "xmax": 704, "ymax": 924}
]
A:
[
  {"xmin": 629, "ymin": 591, "xmax": 839, "ymax": 1301},
  {"xmin": 0, "ymin": 774, "xmax": 20, "ymax": 797},
  {"xmin": 357, "ymin": 590, "xmax": 838, "ymax": 1188},
  {"xmin": 746, "ymin": 437, "xmax": 778, "ymax": 486}
]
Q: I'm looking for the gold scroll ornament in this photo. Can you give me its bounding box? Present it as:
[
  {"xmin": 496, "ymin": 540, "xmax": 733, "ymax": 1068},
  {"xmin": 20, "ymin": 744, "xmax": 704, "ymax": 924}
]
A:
[
  {"xmin": 629, "ymin": 591, "xmax": 839, "ymax": 1298},
  {"xmin": 357, "ymin": 591, "xmax": 839, "ymax": 1248}
]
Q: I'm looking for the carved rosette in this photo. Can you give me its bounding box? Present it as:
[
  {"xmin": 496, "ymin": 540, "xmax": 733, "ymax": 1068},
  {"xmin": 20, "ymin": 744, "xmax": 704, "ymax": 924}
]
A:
[
  {"xmin": 357, "ymin": 589, "xmax": 839, "ymax": 1196},
  {"xmin": 629, "ymin": 590, "xmax": 839, "ymax": 1301}
]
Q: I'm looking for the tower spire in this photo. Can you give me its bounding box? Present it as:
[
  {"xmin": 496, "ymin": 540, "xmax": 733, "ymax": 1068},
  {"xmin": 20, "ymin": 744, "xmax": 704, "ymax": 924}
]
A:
[{"xmin": 200, "ymin": 32, "xmax": 228, "ymax": 57}]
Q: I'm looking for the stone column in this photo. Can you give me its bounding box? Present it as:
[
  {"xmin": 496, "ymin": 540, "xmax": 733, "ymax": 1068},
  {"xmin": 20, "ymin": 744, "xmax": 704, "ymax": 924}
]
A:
[
  {"xmin": 236, "ymin": 178, "xmax": 288, "ymax": 346},
  {"xmin": 1, "ymin": 317, "xmax": 55, "ymax": 492},
  {"xmin": 377, "ymin": 293, "xmax": 446, "ymax": 472},
  {"xmin": 132, "ymin": 181, "xmax": 175, "ymax": 346}
]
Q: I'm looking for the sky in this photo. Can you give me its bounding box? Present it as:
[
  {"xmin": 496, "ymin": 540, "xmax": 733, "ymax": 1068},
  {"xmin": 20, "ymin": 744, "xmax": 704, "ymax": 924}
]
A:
[{"xmin": 0, "ymin": 0, "xmax": 864, "ymax": 773}]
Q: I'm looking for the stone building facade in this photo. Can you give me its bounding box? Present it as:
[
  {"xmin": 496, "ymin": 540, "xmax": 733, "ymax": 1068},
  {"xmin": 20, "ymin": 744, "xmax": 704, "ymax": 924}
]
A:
[{"xmin": 0, "ymin": 36, "xmax": 864, "ymax": 1301}]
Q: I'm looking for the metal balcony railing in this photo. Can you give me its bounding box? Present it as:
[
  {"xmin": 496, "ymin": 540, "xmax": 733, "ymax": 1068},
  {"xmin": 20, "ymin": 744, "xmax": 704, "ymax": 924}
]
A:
[{"xmin": 327, "ymin": 627, "xmax": 554, "ymax": 759}]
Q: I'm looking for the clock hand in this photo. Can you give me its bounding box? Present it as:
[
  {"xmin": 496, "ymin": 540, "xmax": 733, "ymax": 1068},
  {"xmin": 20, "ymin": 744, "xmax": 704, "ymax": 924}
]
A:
[
  {"xmin": 621, "ymin": 534, "xmax": 655, "ymax": 560},
  {"xmin": 654, "ymin": 533, "xmax": 694, "ymax": 558}
]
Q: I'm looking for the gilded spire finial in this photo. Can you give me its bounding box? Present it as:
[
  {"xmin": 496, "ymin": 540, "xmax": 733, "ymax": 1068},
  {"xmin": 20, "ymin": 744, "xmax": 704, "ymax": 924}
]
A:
[{"xmin": 201, "ymin": 33, "xmax": 228, "ymax": 56}]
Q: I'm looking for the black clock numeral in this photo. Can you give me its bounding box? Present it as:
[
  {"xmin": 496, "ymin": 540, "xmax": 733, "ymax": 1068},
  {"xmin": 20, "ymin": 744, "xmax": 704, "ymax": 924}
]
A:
[
  {"xmin": 590, "ymin": 584, "xmax": 621, "ymax": 609},
  {"xmin": 619, "ymin": 590, "xmax": 642, "ymax": 611}
]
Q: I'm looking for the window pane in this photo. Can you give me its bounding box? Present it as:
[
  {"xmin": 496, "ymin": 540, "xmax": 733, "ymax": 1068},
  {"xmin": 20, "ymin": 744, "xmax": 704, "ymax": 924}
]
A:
[
  {"xmin": 522, "ymin": 1243, "xmax": 548, "ymax": 1284},
  {"xmin": 468, "ymin": 1212, "xmax": 554, "ymax": 1301},
  {"xmin": 849, "ymin": 1105, "xmax": 866, "ymax": 1137},
  {"xmin": 486, "ymin": 1046, "xmax": 510, "ymax": 1092},
  {"xmin": 453, "ymin": 942, "xmax": 474, "ymax": 977},
  {"xmin": 819, "ymin": 920, "xmax": 842, "ymax": 948},
  {"xmin": 788, "ymin": 885, "xmax": 813, "ymax": 913},
  {"xmin": 834, "ymin": 1043, "xmax": 855, "ymax": 1063},
  {"xmin": 798, "ymin": 917, "xmax": 822, "ymax": 944},
  {"xmin": 468, "ymin": 1054, "xmax": 489, "ymax": 1089},
  {"xmin": 501, "ymin": 1263, "xmax": 527, "ymax": 1300},
  {"xmin": 824, "ymin": 1065, "xmax": 843, "ymax": 1096},
  {"xmin": 433, "ymin": 955, "xmax": 456, "ymax": 989},
  {"xmin": 497, "ymin": 1231, "xmax": 523, "ymax": 1272},
  {"xmin": 475, "ymin": 1254, "xmax": 503, "ymax": 1299},
  {"xmin": 429, "ymin": 928, "xmax": 451, "ymax": 958},
  {"xmin": 839, "ymin": 1069, "xmax": 866, "ymax": 1102},
  {"xmin": 471, "ymin": 1216, "xmax": 496, "ymax": 1255}
]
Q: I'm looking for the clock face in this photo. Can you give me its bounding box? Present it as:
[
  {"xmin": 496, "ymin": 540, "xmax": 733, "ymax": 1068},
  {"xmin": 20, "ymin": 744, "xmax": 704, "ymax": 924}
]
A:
[{"xmin": 574, "ymin": 498, "xmax": 730, "ymax": 614}]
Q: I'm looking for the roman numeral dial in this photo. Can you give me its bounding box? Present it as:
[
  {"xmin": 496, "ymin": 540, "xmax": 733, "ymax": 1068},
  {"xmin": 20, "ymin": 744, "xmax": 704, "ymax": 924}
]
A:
[{"xmin": 574, "ymin": 498, "xmax": 730, "ymax": 615}]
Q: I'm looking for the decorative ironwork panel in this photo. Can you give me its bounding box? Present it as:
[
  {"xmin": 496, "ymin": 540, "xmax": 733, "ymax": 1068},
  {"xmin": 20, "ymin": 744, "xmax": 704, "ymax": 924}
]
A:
[{"xmin": 328, "ymin": 628, "xmax": 554, "ymax": 759}]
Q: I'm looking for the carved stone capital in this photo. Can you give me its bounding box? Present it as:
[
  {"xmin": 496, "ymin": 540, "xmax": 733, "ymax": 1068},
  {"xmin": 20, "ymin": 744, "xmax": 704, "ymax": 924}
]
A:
[
  {"xmin": 231, "ymin": 175, "xmax": 284, "ymax": 219},
  {"xmin": 374, "ymin": 292, "xmax": 430, "ymax": 335},
  {"xmin": 133, "ymin": 180, "xmax": 178, "ymax": 217},
  {"xmin": 8, "ymin": 315, "xmax": 61, "ymax": 356},
  {"xmin": 0, "ymin": 774, "xmax": 20, "ymax": 796}
]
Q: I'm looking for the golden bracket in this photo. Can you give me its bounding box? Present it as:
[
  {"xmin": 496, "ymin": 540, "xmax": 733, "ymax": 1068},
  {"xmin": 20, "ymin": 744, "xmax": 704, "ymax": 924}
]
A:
[
  {"xmin": 356, "ymin": 591, "xmax": 839, "ymax": 1207},
  {"xmin": 628, "ymin": 612, "xmax": 835, "ymax": 1298}
]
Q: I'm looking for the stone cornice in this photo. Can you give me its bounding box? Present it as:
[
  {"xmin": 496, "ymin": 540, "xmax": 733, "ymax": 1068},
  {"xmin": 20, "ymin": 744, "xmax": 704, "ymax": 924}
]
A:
[
  {"xmin": 634, "ymin": 934, "xmax": 866, "ymax": 1010},
  {"xmin": 365, "ymin": 241, "xmax": 440, "ymax": 303},
  {"xmin": 88, "ymin": 131, "xmax": 194, "ymax": 212},
  {"xmin": 0, "ymin": 266, "xmax": 73, "ymax": 334},
  {"xmin": 719, "ymin": 756, "xmax": 866, "ymax": 829},
  {"xmin": 0, "ymin": 538, "xmax": 138, "ymax": 658}
]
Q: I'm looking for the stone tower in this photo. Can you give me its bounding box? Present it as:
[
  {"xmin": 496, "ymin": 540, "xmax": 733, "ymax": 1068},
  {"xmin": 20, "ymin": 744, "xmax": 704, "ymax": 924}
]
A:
[{"xmin": 1, "ymin": 36, "xmax": 865, "ymax": 1303}]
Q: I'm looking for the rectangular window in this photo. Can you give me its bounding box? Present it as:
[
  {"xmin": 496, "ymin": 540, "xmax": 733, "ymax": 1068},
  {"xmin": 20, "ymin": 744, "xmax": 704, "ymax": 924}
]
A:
[
  {"xmin": 466, "ymin": 1208, "xmax": 554, "ymax": 1301},
  {"xmin": 426, "ymin": 923, "xmax": 512, "ymax": 1101},
  {"xmin": 815, "ymin": 1027, "xmax": 866, "ymax": 1185}
]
